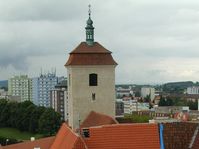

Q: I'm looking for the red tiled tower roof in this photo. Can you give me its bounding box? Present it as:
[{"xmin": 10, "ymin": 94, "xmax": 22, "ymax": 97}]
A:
[
  {"xmin": 83, "ymin": 123, "xmax": 160, "ymax": 149},
  {"xmin": 80, "ymin": 111, "xmax": 118, "ymax": 128},
  {"xmin": 65, "ymin": 42, "xmax": 117, "ymax": 66}
]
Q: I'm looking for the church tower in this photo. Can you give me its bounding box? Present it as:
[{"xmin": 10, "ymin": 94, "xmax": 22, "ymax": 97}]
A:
[{"xmin": 65, "ymin": 6, "xmax": 117, "ymax": 130}]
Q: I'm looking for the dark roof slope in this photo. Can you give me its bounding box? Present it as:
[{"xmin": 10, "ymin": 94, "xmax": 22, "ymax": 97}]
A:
[
  {"xmin": 55, "ymin": 80, "xmax": 67, "ymax": 88},
  {"xmin": 80, "ymin": 111, "xmax": 118, "ymax": 128},
  {"xmin": 163, "ymin": 122, "xmax": 198, "ymax": 149},
  {"xmin": 192, "ymin": 128, "xmax": 199, "ymax": 149}
]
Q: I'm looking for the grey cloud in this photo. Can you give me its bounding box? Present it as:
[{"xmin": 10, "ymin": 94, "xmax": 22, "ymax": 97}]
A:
[
  {"xmin": 0, "ymin": 0, "xmax": 87, "ymax": 21},
  {"xmin": 1, "ymin": 0, "xmax": 199, "ymax": 83}
]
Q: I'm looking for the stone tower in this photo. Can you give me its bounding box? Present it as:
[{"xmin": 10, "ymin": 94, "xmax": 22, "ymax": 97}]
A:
[{"xmin": 65, "ymin": 6, "xmax": 117, "ymax": 130}]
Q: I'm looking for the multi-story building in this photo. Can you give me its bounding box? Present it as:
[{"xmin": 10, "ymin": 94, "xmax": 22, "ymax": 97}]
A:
[
  {"xmin": 141, "ymin": 87, "xmax": 155, "ymax": 101},
  {"xmin": 50, "ymin": 80, "xmax": 68, "ymax": 121},
  {"xmin": 0, "ymin": 89, "xmax": 8, "ymax": 99},
  {"xmin": 116, "ymin": 99, "xmax": 124, "ymax": 116},
  {"xmin": 32, "ymin": 73, "xmax": 58, "ymax": 107},
  {"xmin": 187, "ymin": 86, "xmax": 199, "ymax": 94},
  {"xmin": 124, "ymin": 99, "xmax": 149, "ymax": 114},
  {"xmin": 8, "ymin": 75, "xmax": 32, "ymax": 102},
  {"xmin": 116, "ymin": 86, "xmax": 134, "ymax": 98}
]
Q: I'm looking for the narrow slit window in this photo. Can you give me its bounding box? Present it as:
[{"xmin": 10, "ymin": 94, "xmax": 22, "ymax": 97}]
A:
[{"xmin": 92, "ymin": 93, "xmax": 96, "ymax": 101}]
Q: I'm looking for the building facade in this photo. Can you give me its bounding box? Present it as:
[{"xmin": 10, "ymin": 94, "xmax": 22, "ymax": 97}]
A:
[
  {"xmin": 141, "ymin": 87, "xmax": 155, "ymax": 101},
  {"xmin": 65, "ymin": 10, "xmax": 117, "ymax": 130},
  {"xmin": 32, "ymin": 73, "xmax": 58, "ymax": 107},
  {"xmin": 8, "ymin": 75, "xmax": 32, "ymax": 102},
  {"xmin": 50, "ymin": 80, "xmax": 68, "ymax": 121},
  {"xmin": 116, "ymin": 86, "xmax": 134, "ymax": 98},
  {"xmin": 187, "ymin": 86, "xmax": 199, "ymax": 94},
  {"xmin": 124, "ymin": 99, "xmax": 149, "ymax": 114},
  {"xmin": 0, "ymin": 89, "xmax": 8, "ymax": 99}
]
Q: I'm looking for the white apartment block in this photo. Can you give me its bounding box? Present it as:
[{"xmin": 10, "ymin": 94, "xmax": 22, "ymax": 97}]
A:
[
  {"xmin": 141, "ymin": 87, "xmax": 155, "ymax": 101},
  {"xmin": 116, "ymin": 86, "xmax": 134, "ymax": 98},
  {"xmin": 187, "ymin": 86, "xmax": 199, "ymax": 94},
  {"xmin": 0, "ymin": 89, "xmax": 8, "ymax": 99},
  {"xmin": 124, "ymin": 99, "xmax": 149, "ymax": 114},
  {"xmin": 8, "ymin": 75, "xmax": 32, "ymax": 102}
]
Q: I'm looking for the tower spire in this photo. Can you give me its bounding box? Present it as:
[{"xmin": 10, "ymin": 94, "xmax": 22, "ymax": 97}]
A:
[
  {"xmin": 85, "ymin": 4, "xmax": 94, "ymax": 46},
  {"xmin": 88, "ymin": 4, "xmax": 91, "ymax": 18}
]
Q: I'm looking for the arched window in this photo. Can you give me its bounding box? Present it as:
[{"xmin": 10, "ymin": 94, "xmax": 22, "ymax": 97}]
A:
[{"xmin": 89, "ymin": 73, "xmax": 97, "ymax": 86}]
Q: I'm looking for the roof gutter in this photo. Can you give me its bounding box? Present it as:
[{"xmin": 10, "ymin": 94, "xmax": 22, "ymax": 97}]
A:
[{"xmin": 159, "ymin": 124, "xmax": 165, "ymax": 149}]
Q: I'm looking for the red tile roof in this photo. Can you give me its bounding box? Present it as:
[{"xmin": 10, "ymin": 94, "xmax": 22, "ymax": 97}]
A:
[
  {"xmin": 163, "ymin": 122, "xmax": 198, "ymax": 149},
  {"xmin": 80, "ymin": 111, "xmax": 118, "ymax": 128},
  {"xmin": 83, "ymin": 123, "xmax": 160, "ymax": 149},
  {"xmin": 1, "ymin": 113, "xmax": 161, "ymax": 149},
  {"xmin": 50, "ymin": 123, "xmax": 86, "ymax": 149},
  {"xmin": 2, "ymin": 136, "xmax": 55, "ymax": 149},
  {"xmin": 65, "ymin": 42, "xmax": 117, "ymax": 66}
]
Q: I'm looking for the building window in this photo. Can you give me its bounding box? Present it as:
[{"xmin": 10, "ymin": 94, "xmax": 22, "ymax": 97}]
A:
[
  {"xmin": 92, "ymin": 93, "xmax": 96, "ymax": 101},
  {"xmin": 82, "ymin": 129, "xmax": 90, "ymax": 138},
  {"xmin": 89, "ymin": 73, "xmax": 97, "ymax": 86}
]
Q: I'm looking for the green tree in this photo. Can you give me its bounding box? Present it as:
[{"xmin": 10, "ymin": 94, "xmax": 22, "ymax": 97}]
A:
[
  {"xmin": 39, "ymin": 108, "xmax": 61, "ymax": 136},
  {"xmin": 0, "ymin": 101, "xmax": 9, "ymax": 127},
  {"xmin": 15, "ymin": 101, "xmax": 34, "ymax": 131},
  {"xmin": 29, "ymin": 106, "xmax": 45, "ymax": 133},
  {"xmin": 7, "ymin": 102, "xmax": 18, "ymax": 128},
  {"xmin": 20, "ymin": 104, "xmax": 36, "ymax": 131},
  {"xmin": 158, "ymin": 96, "xmax": 167, "ymax": 106},
  {"xmin": 187, "ymin": 101, "xmax": 198, "ymax": 110}
]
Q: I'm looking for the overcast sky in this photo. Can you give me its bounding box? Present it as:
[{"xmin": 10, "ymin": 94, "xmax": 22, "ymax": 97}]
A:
[{"xmin": 0, "ymin": 0, "xmax": 199, "ymax": 84}]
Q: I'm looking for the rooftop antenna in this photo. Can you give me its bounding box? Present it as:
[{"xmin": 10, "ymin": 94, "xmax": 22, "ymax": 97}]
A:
[{"xmin": 40, "ymin": 68, "xmax": 43, "ymax": 76}]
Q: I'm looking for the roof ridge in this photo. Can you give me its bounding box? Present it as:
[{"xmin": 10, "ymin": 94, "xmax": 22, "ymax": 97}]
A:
[
  {"xmin": 189, "ymin": 125, "xmax": 199, "ymax": 148},
  {"xmin": 69, "ymin": 42, "xmax": 112, "ymax": 54}
]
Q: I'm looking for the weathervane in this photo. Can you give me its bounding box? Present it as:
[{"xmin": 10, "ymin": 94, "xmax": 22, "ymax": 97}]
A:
[{"xmin": 88, "ymin": 4, "xmax": 91, "ymax": 17}]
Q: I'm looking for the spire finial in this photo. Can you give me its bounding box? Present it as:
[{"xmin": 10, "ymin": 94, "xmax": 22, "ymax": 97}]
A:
[
  {"xmin": 85, "ymin": 4, "xmax": 94, "ymax": 46},
  {"xmin": 88, "ymin": 4, "xmax": 91, "ymax": 17}
]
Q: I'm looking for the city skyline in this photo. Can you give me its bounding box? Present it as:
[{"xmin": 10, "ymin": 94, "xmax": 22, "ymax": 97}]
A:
[{"xmin": 0, "ymin": 0, "xmax": 199, "ymax": 84}]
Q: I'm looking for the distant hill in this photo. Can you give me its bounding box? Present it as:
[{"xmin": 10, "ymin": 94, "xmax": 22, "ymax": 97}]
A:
[
  {"xmin": 0, "ymin": 80, "xmax": 8, "ymax": 88},
  {"xmin": 163, "ymin": 81, "xmax": 194, "ymax": 93}
]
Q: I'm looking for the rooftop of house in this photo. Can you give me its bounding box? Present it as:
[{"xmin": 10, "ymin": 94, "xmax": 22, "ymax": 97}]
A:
[
  {"xmin": 2, "ymin": 111, "xmax": 199, "ymax": 149},
  {"xmin": 2, "ymin": 136, "xmax": 55, "ymax": 149},
  {"xmin": 55, "ymin": 80, "xmax": 67, "ymax": 88},
  {"xmin": 80, "ymin": 111, "xmax": 118, "ymax": 128},
  {"xmin": 192, "ymin": 128, "xmax": 199, "ymax": 149},
  {"xmin": 83, "ymin": 123, "xmax": 160, "ymax": 149}
]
